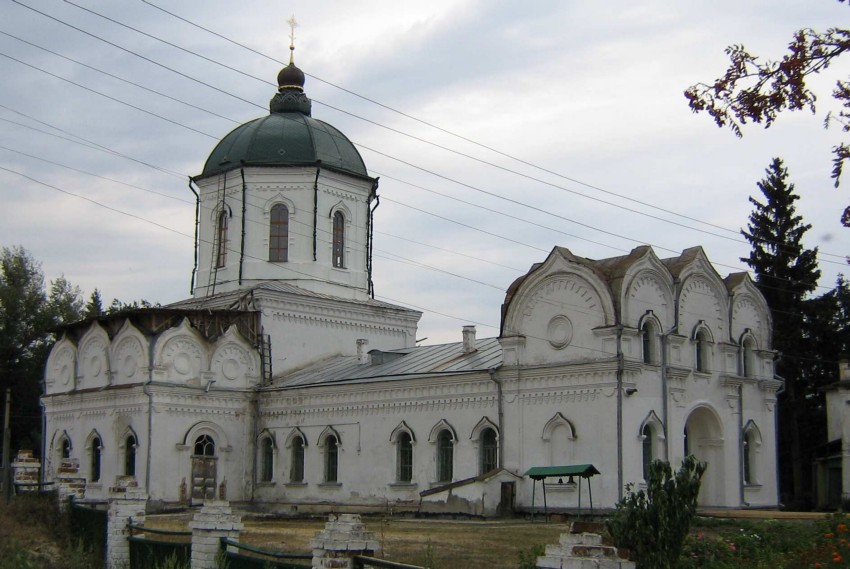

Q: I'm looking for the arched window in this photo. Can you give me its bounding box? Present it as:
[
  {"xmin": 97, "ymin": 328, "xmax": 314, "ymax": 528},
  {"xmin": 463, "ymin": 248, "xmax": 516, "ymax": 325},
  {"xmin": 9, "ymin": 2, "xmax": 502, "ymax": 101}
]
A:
[
  {"xmin": 216, "ymin": 210, "xmax": 228, "ymax": 268},
  {"xmin": 332, "ymin": 211, "xmax": 345, "ymax": 268},
  {"xmin": 695, "ymin": 329, "xmax": 709, "ymax": 372},
  {"xmin": 269, "ymin": 204, "xmax": 289, "ymax": 262},
  {"xmin": 741, "ymin": 338, "xmax": 755, "ymax": 378},
  {"xmin": 290, "ymin": 436, "xmax": 305, "ymax": 483},
  {"xmin": 397, "ymin": 432, "xmax": 413, "ymax": 483},
  {"xmin": 437, "ymin": 430, "xmax": 454, "ymax": 483},
  {"xmin": 641, "ymin": 424, "xmax": 653, "ymax": 480},
  {"xmin": 324, "ymin": 435, "xmax": 339, "ymax": 483},
  {"xmin": 683, "ymin": 426, "xmax": 689, "ymax": 457},
  {"xmin": 480, "ymin": 428, "xmax": 498, "ymax": 474},
  {"xmin": 641, "ymin": 320, "xmax": 656, "ymax": 364},
  {"xmin": 194, "ymin": 434, "xmax": 216, "ymax": 457},
  {"xmin": 90, "ymin": 436, "xmax": 102, "ymax": 482},
  {"xmin": 742, "ymin": 421, "xmax": 762, "ymax": 485},
  {"xmin": 124, "ymin": 434, "xmax": 137, "ymax": 477},
  {"xmin": 260, "ymin": 437, "xmax": 274, "ymax": 482},
  {"xmin": 61, "ymin": 437, "xmax": 71, "ymax": 459}
]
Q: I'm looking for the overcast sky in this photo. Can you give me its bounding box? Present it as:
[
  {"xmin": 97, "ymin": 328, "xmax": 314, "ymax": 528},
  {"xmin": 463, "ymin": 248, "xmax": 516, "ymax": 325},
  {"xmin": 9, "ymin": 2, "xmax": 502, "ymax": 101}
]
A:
[{"xmin": 1, "ymin": 0, "xmax": 848, "ymax": 345}]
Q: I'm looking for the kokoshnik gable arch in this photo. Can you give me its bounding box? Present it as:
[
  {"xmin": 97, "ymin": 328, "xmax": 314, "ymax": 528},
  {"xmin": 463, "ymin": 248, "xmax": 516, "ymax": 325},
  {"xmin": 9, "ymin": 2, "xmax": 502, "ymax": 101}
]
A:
[{"xmin": 40, "ymin": 51, "xmax": 780, "ymax": 515}]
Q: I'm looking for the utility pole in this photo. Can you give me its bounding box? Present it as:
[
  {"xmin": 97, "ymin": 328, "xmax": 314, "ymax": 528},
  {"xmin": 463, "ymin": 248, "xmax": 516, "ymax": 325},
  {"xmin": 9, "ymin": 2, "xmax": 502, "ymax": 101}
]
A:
[{"xmin": 2, "ymin": 388, "xmax": 11, "ymax": 503}]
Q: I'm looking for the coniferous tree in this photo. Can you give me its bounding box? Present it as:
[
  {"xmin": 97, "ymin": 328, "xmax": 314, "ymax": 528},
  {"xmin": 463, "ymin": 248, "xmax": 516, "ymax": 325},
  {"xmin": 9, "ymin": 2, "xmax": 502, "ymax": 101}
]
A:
[
  {"xmin": 741, "ymin": 158, "xmax": 821, "ymax": 509},
  {"xmin": 84, "ymin": 289, "xmax": 104, "ymax": 319}
]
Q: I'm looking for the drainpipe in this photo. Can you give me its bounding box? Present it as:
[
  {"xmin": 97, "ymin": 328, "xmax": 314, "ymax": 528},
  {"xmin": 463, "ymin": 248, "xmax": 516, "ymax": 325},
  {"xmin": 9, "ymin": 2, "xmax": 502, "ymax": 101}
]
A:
[
  {"xmin": 312, "ymin": 168, "xmax": 320, "ymax": 261},
  {"xmin": 367, "ymin": 186, "xmax": 379, "ymax": 298},
  {"xmin": 774, "ymin": 367, "xmax": 785, "ymax": 508},
  {"xmin": 616, "ymin": 325, "xmax": 624, "ymax": 500},
  {"xmin": 188, "ymin": 178, "xmax": 200, "ymax": 296},
  {"xmin": 738, "ymin": 383, "xmax": 745, "ymax": 506},
  {"xmin": 239, "ymin": 167, "xmax": 247, "ymax": 286},
  {"xmin": 488, "ymin": 368, "xmax": 504, "ymax": 469}
]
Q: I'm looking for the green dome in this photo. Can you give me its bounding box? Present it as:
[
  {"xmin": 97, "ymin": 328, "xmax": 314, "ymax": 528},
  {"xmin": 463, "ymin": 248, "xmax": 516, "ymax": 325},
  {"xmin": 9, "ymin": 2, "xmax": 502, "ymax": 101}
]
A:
[{"xmin": 201, "ymin": 112, "xmax": 368, "ymax": 178}]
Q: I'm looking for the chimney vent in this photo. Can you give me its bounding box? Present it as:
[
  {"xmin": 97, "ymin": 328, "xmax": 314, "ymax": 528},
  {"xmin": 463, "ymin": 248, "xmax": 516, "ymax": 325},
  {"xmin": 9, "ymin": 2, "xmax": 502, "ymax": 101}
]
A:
[
  {"xmin": 356, "ymin": 339, "xmax": 369, "ymax": 364},
  {"xmin": 462, "ymin": 325, "xmax": 477, "ymax": 354}
]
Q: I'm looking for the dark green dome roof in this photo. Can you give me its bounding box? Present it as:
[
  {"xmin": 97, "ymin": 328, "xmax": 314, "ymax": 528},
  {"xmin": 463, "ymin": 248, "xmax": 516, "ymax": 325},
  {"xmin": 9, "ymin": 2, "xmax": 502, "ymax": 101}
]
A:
[
  {"xmin": 200, "ymin": 61, "xmax": 368, "ymax": 179},
  {"xmin": 201, "ymin": 112, "xmax": 368, "ymax": 178}
]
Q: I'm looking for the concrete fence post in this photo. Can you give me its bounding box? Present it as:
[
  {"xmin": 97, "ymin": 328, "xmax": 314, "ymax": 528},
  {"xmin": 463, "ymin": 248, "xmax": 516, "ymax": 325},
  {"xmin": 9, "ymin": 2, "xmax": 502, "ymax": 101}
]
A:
[
  {"xmin": 11, "ymin": 450, "xmax": 40, "ymax": 493},
  {"xmin": 106, "ymin": 484, "xmax": 147, "ymax": 569},
  {"xmin": 310, "ymin": 513, "xmax": 381, "ymax": 569},
  {"xmin": 55, "ymin": 458, "xmax": 86, "ymax": 509},
  {"xmin": 190, "ymin": 500, "xmax": 243, "ymax": 569},
  {"xmin": 536, "ymin": 522, "xmax": 635, "ymax": 569}
]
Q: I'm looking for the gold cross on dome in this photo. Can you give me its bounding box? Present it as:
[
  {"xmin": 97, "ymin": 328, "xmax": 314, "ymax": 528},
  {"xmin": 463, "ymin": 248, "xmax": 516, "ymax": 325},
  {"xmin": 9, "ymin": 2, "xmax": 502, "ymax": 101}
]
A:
[{"xmin": 287, "ymin": 15, "xmax": 298, "ymax": 63}]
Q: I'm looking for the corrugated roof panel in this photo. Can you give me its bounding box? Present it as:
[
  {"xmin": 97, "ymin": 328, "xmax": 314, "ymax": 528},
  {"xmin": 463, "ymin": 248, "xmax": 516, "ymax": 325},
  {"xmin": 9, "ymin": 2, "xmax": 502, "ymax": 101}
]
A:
[{"xmin": 274, "ymin": 338, "xmax": 503, "ymax": 389}]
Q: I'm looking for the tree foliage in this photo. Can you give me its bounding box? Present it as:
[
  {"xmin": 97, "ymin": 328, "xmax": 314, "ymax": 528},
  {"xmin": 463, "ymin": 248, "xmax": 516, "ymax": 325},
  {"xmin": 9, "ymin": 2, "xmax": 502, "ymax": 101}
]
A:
[
  {"xmin": 607, "ymin": 456, "xmax": 706, "ymax": 569},
  {"xmin": 741, "ymin": 159, "xmax": 822, "ymax": 507},
  {"xmin": 684, "ymin": 3, "xmax": 850, "ymax": 225},
  {"xmin": 0, "ymin": 246, "xmax": 83, "ymax": 451}
]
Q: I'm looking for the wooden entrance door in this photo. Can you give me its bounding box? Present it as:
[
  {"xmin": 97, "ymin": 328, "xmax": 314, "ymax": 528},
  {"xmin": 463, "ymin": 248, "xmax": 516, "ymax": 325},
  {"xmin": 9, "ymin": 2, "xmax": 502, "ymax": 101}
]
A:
[{"xmin": 191, "ymin": 456, "xmax": 217, "ymax": 500}]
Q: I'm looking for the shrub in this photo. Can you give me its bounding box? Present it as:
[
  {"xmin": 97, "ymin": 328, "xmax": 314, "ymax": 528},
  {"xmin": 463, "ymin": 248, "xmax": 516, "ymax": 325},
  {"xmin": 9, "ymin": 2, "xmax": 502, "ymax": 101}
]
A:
[
  {"xmin": 517, "ymin": 543, "xmax": 545, "ymax": 569},
  {"xmin": 607, "ymin": 456, "xmax": 706, "ymax": 569}
]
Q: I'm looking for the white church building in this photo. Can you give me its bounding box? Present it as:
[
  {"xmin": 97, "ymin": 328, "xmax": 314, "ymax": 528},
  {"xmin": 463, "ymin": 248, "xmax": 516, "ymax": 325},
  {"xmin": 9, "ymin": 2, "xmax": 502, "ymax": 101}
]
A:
[{"xmin": 40, "ymin": 55, "xmax": 781, "ymax": 515}]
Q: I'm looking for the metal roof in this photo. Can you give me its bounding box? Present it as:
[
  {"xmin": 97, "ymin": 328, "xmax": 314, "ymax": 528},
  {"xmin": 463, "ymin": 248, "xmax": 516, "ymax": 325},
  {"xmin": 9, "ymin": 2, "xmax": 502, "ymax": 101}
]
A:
[
  {"xmin": 275, "ymin": 337, "xmax": 503, "ymax": 388},
  {"xmin": 169, "ymin": 282, "xmax": 418, "ymax": 314},
  {"xmin": 200, "ymin": 112, "xmax": 368, "ymax": 179},
  {"xmin": 524, "ymin": 464, "xmax": 600, "ymax": 479}
]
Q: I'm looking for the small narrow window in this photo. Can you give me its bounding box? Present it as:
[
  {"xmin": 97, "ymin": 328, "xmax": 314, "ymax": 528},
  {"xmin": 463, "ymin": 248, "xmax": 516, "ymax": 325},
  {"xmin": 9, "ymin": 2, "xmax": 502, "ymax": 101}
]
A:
[
  {"xmin": 290, "ymin": 437, "xmax": 305, "ymax": 483},
  {"xmin": 91, "ymin": 436, "xmax": 102, "ymax": 482},
  {"xmin": 332, "ymin": 211, "xmax": 345, "ymax": 268},
  {"xmin": 125, "ymin": 434, "xmax": 137, "ymax": 477},
  {"xmin": 61, "ymin": 438, "xmax": 71, "ymax": 459},
  {"xmin": 325, "ymin": 435, "xmax": 339, "ymax": 483},
  {"xmin": 743, "ymin": 432, "xmax": 752, "ymax": 485},
  {"xmin": 260, "ymin": 437, "xmax": 274, "ymax": 482},
  {"xmin": 641, "ymin": 321, "xmax": 655, "ymax": 364},
  {"xmin": 742, "ymin": 338, "xmax": 755, "ymax": 378},
  {"xmin": 194, "ymin": 434, "xmax": 216, "ymax": 457},
  {"xmin": 695, "ymin": 330, "xmax": 708, "ymax": 372},
  {"xmin": 437, "ymin": 430, "xmax": 453, "ymax": 483},
  {"xmin": 397, "ymin": 432, "xmax": 413, "ymax": 483},
  {"xmin": 642, "ymin": 424, "xmax": 653, "ymax": 480},
  {"xmin": 683, "ymin": 426, "xmax": 689, "ymax": 457},
  {"xmin": 269, "ymin": 204, "xmax": 289, "ymax": 262},
  {"xmin": 480, "ymin": 428, "xmax": 498, "ymax": 474},
  {"xmin": 216, "ymin": 211, "xmax": 228, "ymax": 268}
]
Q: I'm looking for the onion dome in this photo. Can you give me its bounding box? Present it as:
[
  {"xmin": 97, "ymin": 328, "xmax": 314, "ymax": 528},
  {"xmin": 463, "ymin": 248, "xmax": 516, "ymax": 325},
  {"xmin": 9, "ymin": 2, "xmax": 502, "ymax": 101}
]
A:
[{"xmin": 199, "ymin": 55, "xmax": 367, "ymax": 178}]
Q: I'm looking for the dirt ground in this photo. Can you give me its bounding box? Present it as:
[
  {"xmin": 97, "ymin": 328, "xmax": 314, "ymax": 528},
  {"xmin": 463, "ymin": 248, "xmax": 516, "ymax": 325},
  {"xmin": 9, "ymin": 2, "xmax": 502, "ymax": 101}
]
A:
[{"xmin": 145, "ymin": 514, "xmax": 572, "ymax": 568}]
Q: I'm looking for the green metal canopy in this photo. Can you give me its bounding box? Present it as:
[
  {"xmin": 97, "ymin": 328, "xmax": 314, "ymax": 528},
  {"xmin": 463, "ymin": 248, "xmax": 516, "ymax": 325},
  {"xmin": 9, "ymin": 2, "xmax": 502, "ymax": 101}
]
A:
[
  {"xmin": 524, "ymin": 464, "xmax": 600, "ymax": 521},
  {"xmin": 524, "ymin": 464, "xmax": 600, "ymax": 480}
]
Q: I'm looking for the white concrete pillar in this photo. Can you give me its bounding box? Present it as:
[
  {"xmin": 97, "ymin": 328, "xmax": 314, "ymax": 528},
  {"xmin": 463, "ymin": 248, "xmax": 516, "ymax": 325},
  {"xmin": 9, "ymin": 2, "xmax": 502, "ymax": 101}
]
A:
[
  {"xmin": 106, "ymin": 488, "xmax": 147, "ymax": 569},
  {"xmin": 190, "ymin": 500, "xmax": 243, "ymax": 569},
  {"xmin": 310, "ymin": 513, "xmax": 380, "ymax": 569},
  {"xmin": 55, "ymin": 458, "xmax": 86, "ymax": 509},
  {"xmin": 11, "ymin": 450, "xmax": 40, "ymax": 492}
]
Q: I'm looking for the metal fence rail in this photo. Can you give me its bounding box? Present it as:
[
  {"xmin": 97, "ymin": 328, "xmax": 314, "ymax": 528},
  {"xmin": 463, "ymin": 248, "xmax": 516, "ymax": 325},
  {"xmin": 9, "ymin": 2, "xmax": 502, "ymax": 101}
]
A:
[
  {"xmin": 128, "ymin": 522, "xmax": 191, "ymax": 569},
  {"xmin": 220, "ymin": 537, "xmax": 312, "ymax": 569},
  {"xmin": 353, "ymin": 556, "xmax": 424, "ymax": 569},
  {"xmin": 69, "ymin": 498, "xmax": 108, "ymax": 560}
]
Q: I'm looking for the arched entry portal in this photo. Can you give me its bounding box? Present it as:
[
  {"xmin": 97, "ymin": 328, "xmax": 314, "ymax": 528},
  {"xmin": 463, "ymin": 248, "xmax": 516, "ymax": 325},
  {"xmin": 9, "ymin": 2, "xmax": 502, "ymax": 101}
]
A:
[{"xmin": 685, "ymin": 405, "xmax": 725, "ymax": 506}]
